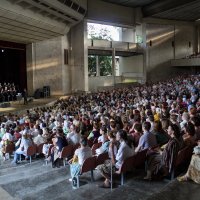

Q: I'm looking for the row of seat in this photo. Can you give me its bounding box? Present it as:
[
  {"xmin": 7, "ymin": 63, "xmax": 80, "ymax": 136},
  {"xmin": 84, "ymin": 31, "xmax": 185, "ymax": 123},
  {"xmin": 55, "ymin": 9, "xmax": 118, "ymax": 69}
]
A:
[
  {"xmin": 170, "ymin": 145, "xmax": 194, "ymax": 179},
  {"xmin": 75, "ymin": 149, "xmax": 147, "ymax": 188},
  {"xmin": 78, "ymin": 144, "xmax": 194, "ymax": 188}
]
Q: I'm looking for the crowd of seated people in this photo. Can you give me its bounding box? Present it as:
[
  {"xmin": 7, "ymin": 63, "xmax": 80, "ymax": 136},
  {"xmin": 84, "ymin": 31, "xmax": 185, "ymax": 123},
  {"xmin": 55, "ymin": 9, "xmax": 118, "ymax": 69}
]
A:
[
  {"xmin": 0, "ymin": 74, "xmax": 200, "ymax": 188},
  {"xmin": 0, "ymin": 82, "xmax": 18, "ymax": 102}
]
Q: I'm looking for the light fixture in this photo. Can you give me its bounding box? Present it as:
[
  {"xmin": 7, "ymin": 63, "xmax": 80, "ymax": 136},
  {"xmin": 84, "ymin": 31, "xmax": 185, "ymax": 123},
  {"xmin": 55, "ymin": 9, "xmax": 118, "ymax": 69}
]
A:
[{"xmin": 1, "ymin": 49, "xmax": 4, "ymax": 52}]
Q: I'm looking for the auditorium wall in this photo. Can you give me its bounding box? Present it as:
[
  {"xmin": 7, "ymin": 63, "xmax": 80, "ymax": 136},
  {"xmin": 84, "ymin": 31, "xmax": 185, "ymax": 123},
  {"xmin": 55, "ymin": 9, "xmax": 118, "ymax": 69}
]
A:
[
  {"xmin": 146, "ymin": 22, "xmax": 195, "ymax": 82},
  {"xmin": 26, "ymin": 36, "xmax": 71, "ymax": 96},
  {"xmin": 119, "ymin": 55, "xmax": 144, "ymax": 76}
]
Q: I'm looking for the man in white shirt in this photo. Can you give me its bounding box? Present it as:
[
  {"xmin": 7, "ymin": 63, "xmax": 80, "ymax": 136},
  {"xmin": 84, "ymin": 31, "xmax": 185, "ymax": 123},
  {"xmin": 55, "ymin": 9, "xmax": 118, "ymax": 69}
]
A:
[{"xmin": 33, "ymin": 129, "xmax": 46, "ymax": 145}]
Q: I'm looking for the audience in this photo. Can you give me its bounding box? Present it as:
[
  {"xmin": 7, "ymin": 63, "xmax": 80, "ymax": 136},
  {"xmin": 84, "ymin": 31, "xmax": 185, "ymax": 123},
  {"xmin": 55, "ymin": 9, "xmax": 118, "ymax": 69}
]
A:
[{"xmin": 0, "ymin": 73, "xmax": 200, "ymax": 185}]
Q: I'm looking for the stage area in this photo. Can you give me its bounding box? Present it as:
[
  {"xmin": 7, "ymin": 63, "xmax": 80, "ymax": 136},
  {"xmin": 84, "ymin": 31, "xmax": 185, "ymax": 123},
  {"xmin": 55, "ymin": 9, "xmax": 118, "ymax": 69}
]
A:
[{"xmin": 0, "ymin": 96, "xmax": 61, "ymax": 115}]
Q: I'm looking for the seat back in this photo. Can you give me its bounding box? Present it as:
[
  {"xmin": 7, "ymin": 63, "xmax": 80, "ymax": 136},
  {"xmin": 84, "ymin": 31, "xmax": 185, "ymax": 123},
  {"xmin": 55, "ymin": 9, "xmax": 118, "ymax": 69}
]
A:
[
  {"xmin": 133, "ymin": 149, "xmax": 147, "ymax": 168},
  {"xmin": 5, "ymin": 143, "xmax": 15, "ymax": 154},
  {"xmin": 81, "ymin": 156, "xmax": 96, "ymax": 174},
  {"xmin": 72, "ymin": 143, "xmax": 80, "ymax": 154},
  {"xmin": 27, "ymin": 145, "xmax": 37, "ymax": 156},
  {"xmin": 184, "ymin": 145, "xmax": 193, "ymax": 161},
  {"xmin": 37, "ymin": 143, "xmax": 45, "ymax": 154},
  {"xmin": 96, "ymin": 152, "xmax": 109, "ymax": 166},
  {"xmin": 91, "ymin": 142, "xmax": 102, "ymax": 155},
  {"xmin": 119, "ymin": 156, "xmax": 134, "ymax": 173},
  {"xmin": 87, "ymin": 139, "xmax": 93, "ymax": 148},
  {"xmin": 175, "ymin": 145, "xmax": 193, "ymax": 167},
  {"xmin": 60, "ymin": 145, "xmax": 73, "ymax": 159}
]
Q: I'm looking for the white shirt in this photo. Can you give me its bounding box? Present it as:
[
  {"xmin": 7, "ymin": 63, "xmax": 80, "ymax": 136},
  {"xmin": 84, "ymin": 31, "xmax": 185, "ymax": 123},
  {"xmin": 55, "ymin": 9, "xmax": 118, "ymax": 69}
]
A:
[
  {"xmin": 16, "ymin": 138, "xmax": 32, "ymax": 154},
  {"xmin": 33, "ymin": 135, "xmax": 46, "ymax": 145},
  {"xmin": 115, "ymin": 141, "xmax": 134, "ymax": 169},
  {"xmin": 98, "ymin": 135, "xmax": 106, "ymax": 143},
  {"xmin": 1, "ymin": 132, "xmax": 13, "ymax": 142},
  {"xmin": 75, "ymin": 146, "xmax": 92, "ymax": 165},
  {"xmin": 67, "ymin": 132, "xmax": 80, "ymax": 145}
]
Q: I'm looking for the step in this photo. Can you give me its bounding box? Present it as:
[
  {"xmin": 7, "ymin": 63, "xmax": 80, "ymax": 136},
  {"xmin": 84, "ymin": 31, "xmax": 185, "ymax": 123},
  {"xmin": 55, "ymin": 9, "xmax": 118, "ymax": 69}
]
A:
[
  {"xmin": 22, "ymin": 171, "xmax": 100, "ymax": 200},
  {"xmin": 15, "ymin": 174, "xmax": 69, "ymax": 199},
  {"xmin": 0, "ymin": 163, "xmax": 68, "ymax": 185},
  {"xmin": 0, "ymin": 160, "xmax": 46, "ymax": 176}
]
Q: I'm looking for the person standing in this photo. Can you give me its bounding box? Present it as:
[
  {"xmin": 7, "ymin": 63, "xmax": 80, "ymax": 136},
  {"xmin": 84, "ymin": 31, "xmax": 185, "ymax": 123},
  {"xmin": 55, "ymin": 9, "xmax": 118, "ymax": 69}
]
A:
[{"xmin": 23, "ymin": 89, "xmax": 28, "ymax": 105}]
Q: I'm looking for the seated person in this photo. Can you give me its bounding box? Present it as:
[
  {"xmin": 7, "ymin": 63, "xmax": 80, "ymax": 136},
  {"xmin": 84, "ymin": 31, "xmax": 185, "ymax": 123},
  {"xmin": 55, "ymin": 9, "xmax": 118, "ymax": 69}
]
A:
[
  {"xmin": 97, "ymin": 130, "xmax": 134, "ymax": 188},
  {"xmin": 51, "ymin": 128, "xmax": 68, "ymax": 168},
  {"xmin": 152, "ymin": 121, "xmax": 169, "ymax": 146},
  {"xmin": 33, "ymin": 128, "xmax": 46, "ymax": 145},
  {"xmin": 11, "ymin": 132, "xmax": 32, "ymax": 165},
  {"xmin": 177, "ymin": 140, "xmax": 200, "ymax": 184},
  {"xmin": 145, "ymin": 124, "xmax": 180, "ymax": 180},
  {"xmin": 182, "ymin": 122, "xmax": 196, "ymax": 147},
  {"xmin": 87, "ymin": 122, "xmax": 100, "ymax": 142},
  {"xmin": 96, "ymin": 131, "xmax": 116, "ymax": 155},
  {"xmin": 98, "ymin": 126, "xmax": 108, "ymax": 144},
  {"xmin": 67, "ymin": 125, "xmax": 81, "ymax": 145},
  {"xmin": 135, "ymin": 121, "xmax": 157, "ymax": 152},
  {"xmin": 68, "ymin": 136, "xmax": 92, "ymax": 188}
]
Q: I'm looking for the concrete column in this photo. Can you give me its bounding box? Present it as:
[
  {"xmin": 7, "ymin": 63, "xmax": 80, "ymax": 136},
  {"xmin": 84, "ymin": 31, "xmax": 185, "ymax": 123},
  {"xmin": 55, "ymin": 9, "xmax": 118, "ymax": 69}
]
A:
[
  {"xmin": 142, "ymin": 23, "xmax": 147, "ymax": 83},
  {"xmin": 26, "ymin": 43, "xmax": 35, "ymax": 96},
  {"xmin": 196, "ymin": 26, "xmax": 199, "ymax": 53},
  {"xmin": 96, "ymin": 56, "xmax": 100, "ymax": 76},
  {"xmin": 112, "ymin": 48, "xmax": 116, "ymax": 86},
  {"xmin": 70, "ymin": 20, "xmax": 88, "ymax": 92}
]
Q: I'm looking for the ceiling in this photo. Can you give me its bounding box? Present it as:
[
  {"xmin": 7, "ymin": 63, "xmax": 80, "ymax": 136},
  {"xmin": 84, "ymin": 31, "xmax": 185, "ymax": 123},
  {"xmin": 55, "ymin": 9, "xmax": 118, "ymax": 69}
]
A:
[
  {"xmin": 0, "ymin": 0, "xmax": 86, "ymax": 44},
  {"xmin": 102, "ymin": 0, "xmax": 200, "ymax": 22}
]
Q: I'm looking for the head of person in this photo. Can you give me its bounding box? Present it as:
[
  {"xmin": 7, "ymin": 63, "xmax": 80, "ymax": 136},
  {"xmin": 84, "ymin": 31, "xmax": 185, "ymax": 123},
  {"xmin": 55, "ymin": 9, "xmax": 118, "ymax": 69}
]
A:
[
  {"xmin": 100, "ymin": 126, "xmax": 107, "ymax": 135},
  {"xmin": 161, "ymin": 118, "xmax": 170, "ymax": 131},
  {"xmin": 167, "ymin": 124, "xmax": 181, "ymax": 139},
  {"xmin": 56, "ymin": 127, "xmax": 64, "ymax": 137},
  {"xmin": 184, "ymin": 122, "xmax": 195, "ymax": 136},
  {"xmin": 116, "ymin": 129, "xmax": 128, "ymax": 142},
  {"xmin": 153, "ymin": 120, "xmax": 162, "ymax": 132},
  {"xmin": 182, "ymin": 112, "xmax": 190, "ymax": 121},
  {"xmin": 133, "ymin": 123, "xmax": 142, "ymax": 133},
  {"xmin": 190, "ymin": 116, "xmax": 200, "ymax": 127},
  {"xmin": 107, "ymin": 130, "xmax": 116, "ymax": 141},
  {"xmin": 80, "ymin": 136, "xmax": 87, "ymax": 147},
  {"xmin": 142, "ymin": 121, "xmax": 151, "ymax": 132}
]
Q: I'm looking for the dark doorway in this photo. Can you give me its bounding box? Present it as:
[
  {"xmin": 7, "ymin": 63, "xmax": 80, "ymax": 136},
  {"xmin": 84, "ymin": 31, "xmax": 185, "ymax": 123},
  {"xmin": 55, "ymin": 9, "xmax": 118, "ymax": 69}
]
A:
[{"xmin": 0, "ymin": 40, "xmax": 26, "ymax": 92}]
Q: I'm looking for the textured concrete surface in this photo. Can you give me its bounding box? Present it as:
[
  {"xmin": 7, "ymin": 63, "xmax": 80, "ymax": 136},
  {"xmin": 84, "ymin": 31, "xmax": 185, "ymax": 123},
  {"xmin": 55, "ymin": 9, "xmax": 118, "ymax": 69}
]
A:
[{"xmin": 0, "ymin": 159, "xmax": 199, "ymax": 200}]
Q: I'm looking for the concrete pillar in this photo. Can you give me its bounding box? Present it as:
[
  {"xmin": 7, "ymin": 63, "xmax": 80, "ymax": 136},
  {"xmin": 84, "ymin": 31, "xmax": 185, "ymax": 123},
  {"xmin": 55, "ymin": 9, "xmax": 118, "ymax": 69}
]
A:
[
  {"xmin": 112, "ymin": 48, "xmax": 116, "ymax": 86},
  {"xmin": 70, "ymin": 20, "xmax": 88, "ymax": 92},
  {"xmin": 141, "ymin": 23, "xmax": 147, "ymax": 83},
  {"xmin": 26, "ymin": 43, "xmax": 35, "ymax": 96},
  {"xmin": 96, "ymin": 56, "xmax": 100, "ymax": 76}
]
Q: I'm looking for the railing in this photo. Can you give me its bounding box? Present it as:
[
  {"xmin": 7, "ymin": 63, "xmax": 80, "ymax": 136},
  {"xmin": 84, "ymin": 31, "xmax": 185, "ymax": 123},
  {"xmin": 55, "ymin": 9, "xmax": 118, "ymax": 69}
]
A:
[{"xmin": 87, "ymin": 39, "xmax": 140, "ymax": 52}]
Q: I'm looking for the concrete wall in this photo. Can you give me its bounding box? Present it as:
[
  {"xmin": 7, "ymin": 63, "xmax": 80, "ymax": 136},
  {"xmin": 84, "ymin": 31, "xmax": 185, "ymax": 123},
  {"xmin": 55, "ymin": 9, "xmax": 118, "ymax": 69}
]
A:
[
  {"xmin": 87, "ymin": 0, "xmax": 135, "ymax": 26},
  {"xmin": 174, "ymin": 25, "xmax": 195, "ymax": 59},
  {"xmin": 26, "ymin": 44, "xmax": 34, "ymax": 96},
  {"xmin": 89, "ymin": 76, "xmax": 122, "ymax": 91},
  {"xmin": 26, "ymin": 36, "xmax": 71, "ymax": 96},
  {"xmin": 119, "ymin": 55, "xmax": 144, "ymax": 75},
  {"xmin": 146, "ymin": 23, "xmax": 196, "ymax": 82},
  {"xmin": 70, "ymin": 21, "xmax": 88, "ymax": 92},
  {"xmin": 119, "ymin": 28, "xmax": 135, "ymax": 43}
]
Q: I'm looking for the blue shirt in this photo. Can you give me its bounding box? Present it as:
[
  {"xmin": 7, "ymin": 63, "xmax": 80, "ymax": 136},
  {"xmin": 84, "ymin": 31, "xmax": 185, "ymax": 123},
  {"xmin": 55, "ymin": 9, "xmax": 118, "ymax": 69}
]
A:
[{"xmin": 138, "ymin": 131, "xmax": 157, "ymax": 150}]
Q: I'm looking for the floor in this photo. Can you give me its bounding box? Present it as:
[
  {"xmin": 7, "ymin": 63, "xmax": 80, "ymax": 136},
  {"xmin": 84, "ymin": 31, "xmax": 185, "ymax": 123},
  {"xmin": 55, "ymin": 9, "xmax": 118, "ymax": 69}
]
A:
[{"xmin": 0, "ymin": 96, "xmax": 61, "ymax": 115}]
